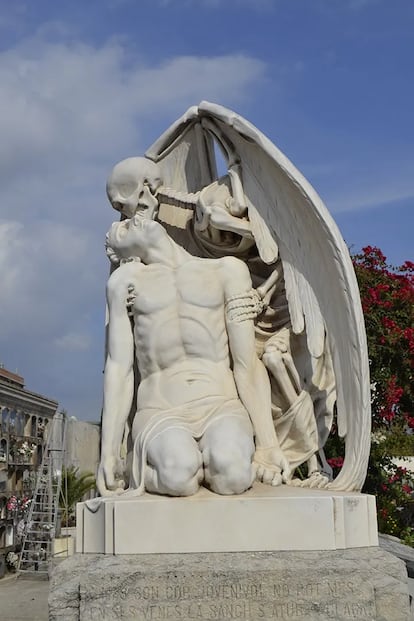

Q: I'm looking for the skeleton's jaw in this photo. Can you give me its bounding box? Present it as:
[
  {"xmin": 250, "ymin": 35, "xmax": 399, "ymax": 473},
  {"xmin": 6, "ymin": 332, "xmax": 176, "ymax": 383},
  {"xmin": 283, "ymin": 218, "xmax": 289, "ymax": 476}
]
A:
[
  {"xmin": 135, "ymin": 203, "xmax": 157, "ymax": 220},
  {"xmin": 131, "ymin": 213, "xmax": 147, "ymax": 229}
]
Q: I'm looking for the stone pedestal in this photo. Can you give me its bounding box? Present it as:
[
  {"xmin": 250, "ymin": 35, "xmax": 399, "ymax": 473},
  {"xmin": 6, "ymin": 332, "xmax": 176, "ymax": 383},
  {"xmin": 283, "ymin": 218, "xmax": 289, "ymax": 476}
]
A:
[
  {"xmin": 55, "ymin": 486, "xmax": 407, "ymax": 619},
  {"xmin": 49, "ymin": 547, "xmax": 410, "ymax": 620},
  {"xmin": 76, "ymin": 485, "xmax": 378, "ymax": 554}
]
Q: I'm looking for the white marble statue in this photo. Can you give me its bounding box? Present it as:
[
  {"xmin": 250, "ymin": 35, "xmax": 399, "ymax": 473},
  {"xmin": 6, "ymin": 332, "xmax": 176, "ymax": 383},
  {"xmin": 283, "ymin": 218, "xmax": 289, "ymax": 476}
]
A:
[
  {"xmin": 99, "ymin": 218, "xmax": 291, "ymax": 496},
  {"xmin": 97, "ymin": 102, "xmax": 371, "ymax": 497}
]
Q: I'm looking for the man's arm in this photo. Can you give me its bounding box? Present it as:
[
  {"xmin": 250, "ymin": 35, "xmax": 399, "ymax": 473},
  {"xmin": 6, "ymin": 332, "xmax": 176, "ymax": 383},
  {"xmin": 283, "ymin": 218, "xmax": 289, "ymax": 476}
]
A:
[
  {"xmin": 97, "ymin": 267, "xmax": 135, "ymax": 496},
  {"xmin": 220, "ymin": 257, "xmax": 290, "ymax": 485}
]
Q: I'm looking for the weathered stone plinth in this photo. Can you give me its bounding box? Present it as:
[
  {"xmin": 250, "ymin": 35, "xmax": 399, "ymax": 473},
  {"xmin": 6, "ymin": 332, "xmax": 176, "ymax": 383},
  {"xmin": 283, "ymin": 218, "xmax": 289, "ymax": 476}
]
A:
[{"xmin": 49, "ymin": 548, "xmax": 410, "ymax": 621}]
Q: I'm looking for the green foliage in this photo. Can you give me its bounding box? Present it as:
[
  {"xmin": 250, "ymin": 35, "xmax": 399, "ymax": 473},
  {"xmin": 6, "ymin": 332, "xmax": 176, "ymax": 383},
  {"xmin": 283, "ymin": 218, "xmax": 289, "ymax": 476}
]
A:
[
  {"xmin": 352, "ymin": 248, "xmax": 413, "ymax": 428},
  {"xmin": 326, "ymin": 249, "xmax": 414, "ymax": 544},
  {"xmin": 380, "ymin": 422, "xmax": 414, "ymax": 457},
  {"xmin": 364, "ymin": 439, "xmax": 414, "ymax": 546},
  {"xmin": 352, "ymin": 248, "xmax": 414, "ymax": 544},
  {"xmin": 59, "ymin": 466, "xmax": 96, "ymax": 526}
]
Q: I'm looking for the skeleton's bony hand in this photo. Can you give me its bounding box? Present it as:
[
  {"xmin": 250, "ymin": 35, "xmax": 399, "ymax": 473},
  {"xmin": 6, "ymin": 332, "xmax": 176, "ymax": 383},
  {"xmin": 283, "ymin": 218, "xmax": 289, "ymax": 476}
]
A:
[
  {"xmin": 225, "ymin": 289, "xmax": 264, "ymax": 322},
  {"xmin": 195, "ymin": 198, "xmax": 212, "ymax": 232},
  {"xmin": 263, "ymin": 341, "xmax": 301, "ymax": 394},
  {"xmin": 97, "ymin": 455, "xmax": 125, "ymax": 497},
  {"xmin": 208, "ymin": 204, "xmax": 236, "ymax": 229},
  {"xmin": 253, "ymin": 446, "xmax": 291, "ymax": 486},
  {"xmin": 126, "ymin": 285, "xmax": 136, "ymax": 316}
]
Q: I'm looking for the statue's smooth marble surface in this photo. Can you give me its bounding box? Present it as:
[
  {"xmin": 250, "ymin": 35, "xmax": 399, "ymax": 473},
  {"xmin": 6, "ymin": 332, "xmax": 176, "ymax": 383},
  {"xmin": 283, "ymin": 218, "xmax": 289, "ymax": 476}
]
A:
[
  {"xmin": 62, "ymin": 104, "xmax": 403, "ymax": 620},
  {"xmin": 97, "ymin": 102, "xmax": 371, "ymax": 501},
  {"xmin": 78, "ymin": 484, "xmax": 378, "ymax": 554}
]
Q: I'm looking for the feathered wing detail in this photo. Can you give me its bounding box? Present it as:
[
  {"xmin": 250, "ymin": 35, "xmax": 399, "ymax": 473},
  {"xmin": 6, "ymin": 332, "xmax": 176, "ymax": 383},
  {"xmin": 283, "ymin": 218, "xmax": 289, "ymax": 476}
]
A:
[
  {"xmin": 245, "ymin": 203, "xmax": 279, "ymax": 264},
  {"xmin": 146, "ymin": 101, "xmax": 371, "ymax": 492},
  {"xmin": 146, "ymin": 106, "xmax": 216, "ymax": 193},
  {"xmin": 281, "ymin": 256, "xmax": 305, "ymax": 335}
]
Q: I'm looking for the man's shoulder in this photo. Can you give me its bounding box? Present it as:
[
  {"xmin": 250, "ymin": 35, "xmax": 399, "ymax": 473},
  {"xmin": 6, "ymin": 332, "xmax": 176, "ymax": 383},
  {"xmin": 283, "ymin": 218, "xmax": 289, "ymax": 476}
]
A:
[
  {"xmin": 217, "ymin": 255, "xmax": 250, "ymax": 277},
  {"xmin": 215, "ymin": 256, "xmax": 252, "ymax": 293},
  {"xmin": 187, "ymin": 255, "xmax": 249, "ymax": 280},
  {"xmin": 107, "ymin": 261, "xmax": 144, "ymax": 294}
]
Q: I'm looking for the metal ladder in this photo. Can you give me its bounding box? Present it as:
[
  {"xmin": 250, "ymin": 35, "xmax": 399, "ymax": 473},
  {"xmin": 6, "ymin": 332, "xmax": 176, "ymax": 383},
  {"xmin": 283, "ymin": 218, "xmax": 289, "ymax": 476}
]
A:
[{"xmin": 18, "ymin": 412, "xmax": 67, "ymax": 575}]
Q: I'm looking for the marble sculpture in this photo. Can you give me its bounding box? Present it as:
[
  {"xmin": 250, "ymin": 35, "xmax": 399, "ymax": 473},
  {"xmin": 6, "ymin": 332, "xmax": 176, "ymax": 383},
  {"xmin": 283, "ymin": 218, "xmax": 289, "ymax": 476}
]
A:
[{"xmin": 97, "ymin": 102, "xmax": 371, "ymax": 499}]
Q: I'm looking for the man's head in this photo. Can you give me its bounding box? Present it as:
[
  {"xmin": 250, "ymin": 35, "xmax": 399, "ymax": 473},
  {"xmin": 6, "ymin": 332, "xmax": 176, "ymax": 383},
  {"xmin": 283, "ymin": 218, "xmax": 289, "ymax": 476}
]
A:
[
  {"xmin": 105, "ymin": 217, "xmax": 169, "ymax": 265},
  {"xmin": 106, "ymin": 157, "xmax": 163, "ymax": 220}
]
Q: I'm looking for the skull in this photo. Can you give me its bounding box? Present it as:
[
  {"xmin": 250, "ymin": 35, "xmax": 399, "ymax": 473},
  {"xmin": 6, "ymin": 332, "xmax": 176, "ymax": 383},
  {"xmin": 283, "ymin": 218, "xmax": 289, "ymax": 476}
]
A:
[{"xmin": 106, "ymin": 157, "xmax": 163, "ymax": 220}]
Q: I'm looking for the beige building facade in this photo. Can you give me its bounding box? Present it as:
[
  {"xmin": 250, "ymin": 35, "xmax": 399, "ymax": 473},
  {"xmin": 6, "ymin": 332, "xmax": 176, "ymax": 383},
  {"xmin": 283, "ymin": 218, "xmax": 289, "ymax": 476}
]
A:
[{"xmin": 0, "ymin": 366, "xmax": 58, "ymax": 574}]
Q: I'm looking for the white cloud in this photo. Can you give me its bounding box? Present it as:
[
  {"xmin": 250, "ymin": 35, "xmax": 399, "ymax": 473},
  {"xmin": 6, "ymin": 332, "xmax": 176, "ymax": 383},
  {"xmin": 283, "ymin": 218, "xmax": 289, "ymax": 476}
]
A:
[
  {"xmin": 327, "ymin": 165, "xmax": 414, "ymax": 214},
  {"xmin": 0, "ymin": 38, "xmax": 265, "ymax": 222},
  {"xmin": 0, "ymin": 218, "xmax": 97, "ymax": 339},
  {"xmin": 0, "ymin": 221, "xmax": 25, "ymax": 298},
  {"xmin": 299, "ymin": 152, "xmax": 414, "ymax": 216},
  {"xmin": 0, "ymin": 31, "xmax": 266, "ymax": 418},
  {"xmin": 54, "ymin": 332, "xmax": 91, "ymax": 351},
  {"xmin": 0, "ymin": 39, "xmax": 264, "ymax": 139},
  {"xmin": 334, "ymin": 188, "xmax": 414, "ymax": 214}
]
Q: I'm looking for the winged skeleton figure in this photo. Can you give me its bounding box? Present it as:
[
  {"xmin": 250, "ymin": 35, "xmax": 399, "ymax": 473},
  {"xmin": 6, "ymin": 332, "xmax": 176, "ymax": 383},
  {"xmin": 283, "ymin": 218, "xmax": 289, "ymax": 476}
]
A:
[{"xmin": 105, "ymin": 101, "xmax": 371, "ymax": 493}]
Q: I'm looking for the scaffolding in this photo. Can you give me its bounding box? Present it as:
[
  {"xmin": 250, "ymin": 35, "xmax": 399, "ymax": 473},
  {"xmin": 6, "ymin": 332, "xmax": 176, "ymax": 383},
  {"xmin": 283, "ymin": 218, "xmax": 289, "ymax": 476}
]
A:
[{"xmin": 18, "ymin": 412, "xmax": 67, "ymax": 575}]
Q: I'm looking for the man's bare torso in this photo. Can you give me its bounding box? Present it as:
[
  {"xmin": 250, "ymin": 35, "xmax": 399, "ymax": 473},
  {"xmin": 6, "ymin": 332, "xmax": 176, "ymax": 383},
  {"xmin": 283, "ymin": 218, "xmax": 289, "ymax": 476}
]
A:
[{"xmin": 119, "ymin": 258, "xmax": 238, "ymax": 409}]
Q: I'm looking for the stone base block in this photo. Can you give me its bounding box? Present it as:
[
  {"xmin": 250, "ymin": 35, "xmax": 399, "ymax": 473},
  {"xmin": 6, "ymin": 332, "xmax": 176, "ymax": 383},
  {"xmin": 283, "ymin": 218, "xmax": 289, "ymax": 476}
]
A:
[
  {"xmin": 76, "ymin": 484, "xmax": 378, "ymax": 554},
  {"xmin": 49, "ymin": 547, "xmax": 410, "ymax": 620}
]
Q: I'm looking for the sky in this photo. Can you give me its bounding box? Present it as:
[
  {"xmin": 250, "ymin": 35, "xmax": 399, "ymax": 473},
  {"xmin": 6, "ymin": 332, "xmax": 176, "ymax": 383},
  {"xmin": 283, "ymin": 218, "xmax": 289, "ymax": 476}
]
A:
[{"xmin": 0, "ymin": 0, "xmax": 412, "ymax": 421}]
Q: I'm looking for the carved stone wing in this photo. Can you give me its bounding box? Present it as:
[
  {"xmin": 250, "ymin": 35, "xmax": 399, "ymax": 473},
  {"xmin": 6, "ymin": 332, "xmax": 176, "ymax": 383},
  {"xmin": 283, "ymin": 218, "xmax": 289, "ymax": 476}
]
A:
[{"xmin": 146, "ymin": 101, "xmax": 371, "ymax": 492}]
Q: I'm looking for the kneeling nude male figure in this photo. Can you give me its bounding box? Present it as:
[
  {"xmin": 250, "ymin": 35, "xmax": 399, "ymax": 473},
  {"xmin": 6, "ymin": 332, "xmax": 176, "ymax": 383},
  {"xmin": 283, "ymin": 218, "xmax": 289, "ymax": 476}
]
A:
[{"xmin": 98, "ymin": 217, "xmax": 290, "ymax": 497}]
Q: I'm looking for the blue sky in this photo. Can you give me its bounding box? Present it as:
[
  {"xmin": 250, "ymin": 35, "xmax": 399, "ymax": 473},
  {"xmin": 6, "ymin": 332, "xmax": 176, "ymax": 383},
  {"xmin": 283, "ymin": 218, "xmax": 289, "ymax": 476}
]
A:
[{"xmin": 0, "ymin": 0, "xmax": 412, "ymax": 420}]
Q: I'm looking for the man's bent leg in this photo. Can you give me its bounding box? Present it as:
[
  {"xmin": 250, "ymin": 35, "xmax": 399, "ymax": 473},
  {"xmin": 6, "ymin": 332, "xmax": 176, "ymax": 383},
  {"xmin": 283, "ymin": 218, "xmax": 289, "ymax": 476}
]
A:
[
  {"xmin": 146, "ymin": 428, "xmax": 203, "ymax": 496},
  {"xmin": 200, "ymin": 417, "xmax": 255, "ymax": 495}
]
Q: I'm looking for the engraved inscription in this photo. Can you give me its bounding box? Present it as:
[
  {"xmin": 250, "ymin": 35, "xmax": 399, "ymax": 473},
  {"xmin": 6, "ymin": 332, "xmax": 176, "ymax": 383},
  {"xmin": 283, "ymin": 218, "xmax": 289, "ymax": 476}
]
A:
[
  {"xmin": 141, "ymin": 602, "xmax": 252, "ymax": 619},
  {"xmin": 87, "ymin": 576, "xmax": 377, "ymax": 620},
  {"xmin": 166, "ymin": 585, "xmax": 191, "ymax": 601},
  {"xmin": 137, "ymin": 586, "xmax": 160, "ymax": 599}
]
